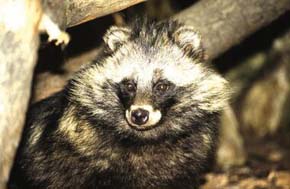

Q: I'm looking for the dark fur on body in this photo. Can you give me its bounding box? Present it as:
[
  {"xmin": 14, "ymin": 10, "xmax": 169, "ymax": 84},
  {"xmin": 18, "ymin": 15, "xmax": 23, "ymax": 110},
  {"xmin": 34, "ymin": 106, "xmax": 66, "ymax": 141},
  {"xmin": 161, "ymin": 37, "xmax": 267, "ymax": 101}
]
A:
[{"xmin": 9, "ymin": 19, "xmax": 229, "ymax": 189}]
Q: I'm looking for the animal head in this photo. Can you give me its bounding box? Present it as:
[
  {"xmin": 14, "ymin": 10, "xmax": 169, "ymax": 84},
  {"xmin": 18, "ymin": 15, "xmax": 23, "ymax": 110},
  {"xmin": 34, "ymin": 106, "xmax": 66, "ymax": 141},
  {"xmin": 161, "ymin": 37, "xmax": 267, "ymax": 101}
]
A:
[{"xmin": 68, "ymin": 19, "xmax": 229, "ymax": 141}]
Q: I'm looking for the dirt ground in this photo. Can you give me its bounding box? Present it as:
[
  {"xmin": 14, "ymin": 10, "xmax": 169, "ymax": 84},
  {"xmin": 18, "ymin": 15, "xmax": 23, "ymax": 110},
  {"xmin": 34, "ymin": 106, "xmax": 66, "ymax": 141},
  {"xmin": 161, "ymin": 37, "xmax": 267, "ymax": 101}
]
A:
[{"xmin": 201, "ymin": 133, "xmax": 290, "ymax": 189}]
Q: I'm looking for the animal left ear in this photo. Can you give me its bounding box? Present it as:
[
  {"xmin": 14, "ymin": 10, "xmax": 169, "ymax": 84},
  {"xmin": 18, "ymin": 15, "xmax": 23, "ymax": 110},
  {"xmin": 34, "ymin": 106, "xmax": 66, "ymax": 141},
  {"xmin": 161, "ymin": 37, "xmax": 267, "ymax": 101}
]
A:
[
  {"xmin": 173, "ymin": 26, "xmax": 204, "ymax": 60},
  {"xmin": 103, "ymin": 26, "xmax": 131, "ymax": 51}
]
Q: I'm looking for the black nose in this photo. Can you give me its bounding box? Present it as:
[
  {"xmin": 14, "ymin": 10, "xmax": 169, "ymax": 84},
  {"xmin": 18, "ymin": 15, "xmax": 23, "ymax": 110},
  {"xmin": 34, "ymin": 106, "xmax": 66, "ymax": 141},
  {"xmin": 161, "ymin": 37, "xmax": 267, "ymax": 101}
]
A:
[{"xmin": 131, "ymin": 108, "xmax": 149, "ymax": 125}]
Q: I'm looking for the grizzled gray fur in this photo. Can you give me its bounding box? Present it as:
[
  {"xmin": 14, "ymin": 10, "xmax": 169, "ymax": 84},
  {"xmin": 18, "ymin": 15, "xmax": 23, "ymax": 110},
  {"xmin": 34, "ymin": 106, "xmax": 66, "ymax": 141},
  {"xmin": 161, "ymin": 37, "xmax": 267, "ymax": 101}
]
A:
[{"xmin": 9, "ymin": 19, "xmax": 229, "ymax": 189}]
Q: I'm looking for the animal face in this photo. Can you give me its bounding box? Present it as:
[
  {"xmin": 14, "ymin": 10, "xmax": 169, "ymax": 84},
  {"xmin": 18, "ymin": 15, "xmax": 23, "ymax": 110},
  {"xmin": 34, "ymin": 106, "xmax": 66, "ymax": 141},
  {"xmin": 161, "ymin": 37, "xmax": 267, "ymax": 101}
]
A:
[{"xmin": 68, "ymin": 20, "xmax": 229, "ymax": 141}]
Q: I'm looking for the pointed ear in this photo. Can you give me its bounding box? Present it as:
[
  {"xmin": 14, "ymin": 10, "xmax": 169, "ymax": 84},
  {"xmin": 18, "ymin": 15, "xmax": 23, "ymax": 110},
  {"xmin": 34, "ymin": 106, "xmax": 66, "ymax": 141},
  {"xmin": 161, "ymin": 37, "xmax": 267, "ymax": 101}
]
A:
[
  {"xmin": 173, "ymin": 26, "xmax": 204, "ymax": 60},
  {"xmin": 103, "ymin": 26, "xmax": 131, "ymax": 51}
]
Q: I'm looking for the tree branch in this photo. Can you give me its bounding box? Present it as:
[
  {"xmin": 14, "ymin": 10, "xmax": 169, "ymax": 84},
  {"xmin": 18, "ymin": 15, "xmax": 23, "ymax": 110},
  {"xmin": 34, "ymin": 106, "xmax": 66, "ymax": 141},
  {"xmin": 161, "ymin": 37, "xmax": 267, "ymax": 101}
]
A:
[
  {"xmin": 174, "ymin": 0, "xmax": 290, "ymax": 60},
  {"xmin": 43, "ymin": 0, "xmax": 146, "ymax": 28}
]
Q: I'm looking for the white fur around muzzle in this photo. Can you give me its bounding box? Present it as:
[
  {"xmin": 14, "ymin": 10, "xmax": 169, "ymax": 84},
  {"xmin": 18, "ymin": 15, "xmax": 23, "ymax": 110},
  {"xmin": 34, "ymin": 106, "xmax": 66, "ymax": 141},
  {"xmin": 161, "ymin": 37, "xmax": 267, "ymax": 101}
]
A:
[{"xmin": 125, "ymin": 105, "xmax": 162, "ymax": 128}]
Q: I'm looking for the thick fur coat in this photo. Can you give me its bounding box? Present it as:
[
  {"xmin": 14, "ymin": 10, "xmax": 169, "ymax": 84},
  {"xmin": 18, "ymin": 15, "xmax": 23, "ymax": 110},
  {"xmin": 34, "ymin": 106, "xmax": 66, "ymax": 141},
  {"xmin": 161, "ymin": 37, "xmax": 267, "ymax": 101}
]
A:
[{"xmin": 9, "ymin": 19, "xmax": 229, "ymax": 189}]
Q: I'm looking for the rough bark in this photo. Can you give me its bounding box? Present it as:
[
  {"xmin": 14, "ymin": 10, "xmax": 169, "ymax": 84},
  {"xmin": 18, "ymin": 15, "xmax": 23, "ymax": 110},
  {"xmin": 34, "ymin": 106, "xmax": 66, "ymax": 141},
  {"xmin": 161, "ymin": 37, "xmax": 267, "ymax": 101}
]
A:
[
  {"xmin": 0, "ymin": 0, "xmax": 42, "ymax": 188},
  {"xmin": 42, "ymin": 0, "xmax": 146, "ymax": 28},
  {"xmin": 174, "ymin": 0, "xmax": 290, "ymax": 60}
]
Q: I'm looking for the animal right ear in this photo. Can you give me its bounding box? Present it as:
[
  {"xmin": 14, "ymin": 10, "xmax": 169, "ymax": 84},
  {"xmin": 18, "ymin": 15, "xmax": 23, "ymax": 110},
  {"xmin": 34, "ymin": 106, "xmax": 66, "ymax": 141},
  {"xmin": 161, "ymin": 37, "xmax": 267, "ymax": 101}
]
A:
[
  {"xmin": 173, "ymin": 26, "xmax": 205, "ymax": 60},
  {"xmin": 103, "ymin": 26, "xmax": 131, "ymax": 51}
]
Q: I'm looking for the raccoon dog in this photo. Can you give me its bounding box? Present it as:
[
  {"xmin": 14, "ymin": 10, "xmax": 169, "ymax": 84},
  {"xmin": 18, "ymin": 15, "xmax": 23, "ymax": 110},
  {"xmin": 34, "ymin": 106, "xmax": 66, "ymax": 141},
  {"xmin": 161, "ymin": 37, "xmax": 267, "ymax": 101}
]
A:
[{"xmin": 9, "ymin": 19, "xmax": 229, "ymax": 189}]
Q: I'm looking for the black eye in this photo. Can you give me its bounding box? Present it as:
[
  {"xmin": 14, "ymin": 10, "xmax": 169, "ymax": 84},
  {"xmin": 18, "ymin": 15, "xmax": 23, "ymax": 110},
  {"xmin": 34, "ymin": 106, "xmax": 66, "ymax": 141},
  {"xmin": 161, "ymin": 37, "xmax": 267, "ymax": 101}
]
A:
[
  {"xmin": 124, "ymin": 81, "xmax": 136, "ymax": 92},
  {"xmin": 155, "ymin": 83, "xmax": 170, "ymax": 93}
]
